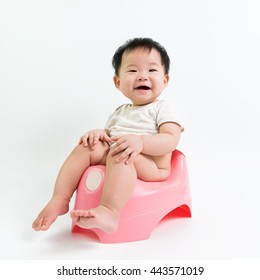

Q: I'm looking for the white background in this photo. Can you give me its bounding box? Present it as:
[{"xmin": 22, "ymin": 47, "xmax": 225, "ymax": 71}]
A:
[{"xmin": 0, "ymin": 0, "xmax": 259, "ymax": 260}]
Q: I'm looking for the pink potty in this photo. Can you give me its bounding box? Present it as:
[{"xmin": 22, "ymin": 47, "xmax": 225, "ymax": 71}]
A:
[{"xmin": 72, "ymin": 149, "xmax": 191, "ymax": 243}]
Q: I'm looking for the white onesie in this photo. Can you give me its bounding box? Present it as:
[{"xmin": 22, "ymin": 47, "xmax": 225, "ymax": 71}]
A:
[{"xmin": 105, "ymin": 99, "xmax": 183, "ymax": 137}]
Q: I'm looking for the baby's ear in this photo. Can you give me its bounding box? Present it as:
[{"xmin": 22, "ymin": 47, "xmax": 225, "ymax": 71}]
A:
[
  {"xmin": 113, "ymin": 75, "xmax": 120, "ymax": 89},
  {"xmin": 164, "ymin": 74, "xmax": 170, "ymax": 86}
]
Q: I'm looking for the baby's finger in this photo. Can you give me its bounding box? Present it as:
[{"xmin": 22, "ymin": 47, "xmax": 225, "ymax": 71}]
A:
[
  {"xmin": 110, "ymin": 142, "xmax": 127, "ymax": 157},
  {"xmin": 110, "ymin": 136, "xmax": 119, "ymax": 140},
  {"xmin": 84, "ymin": 133, "xmax": 92, "ymax": 146},
  {"xmin": 125, "ymin": 151, "xmax": 137, "ymax": 165},
  {"xmin": 88, "ymin": 133, "xmax": 94, "ymax": 147},
  {"xmin": 110, "ymin": 136, "xmax": 122, "ymax": 143},
  {"xmin": 103, "ymin": 134, "xmax": 113, "ymax": 143},
  {"xmin": 93, "ymin": 134, "xmax": 100, "ymax": 145},
  {"xmin": 115, "ymin": 147, "xmax": 132, "ymax": 163}
]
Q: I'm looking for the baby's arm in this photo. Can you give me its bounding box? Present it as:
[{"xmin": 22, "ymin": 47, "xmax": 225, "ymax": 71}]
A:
[
  {"xmin": 141, "ymin": 122, "xmax": 181, "ymax": 156},
  {"xmin": 110, "ymin": 122, "xmax": 181, "ymax": 164},
  {"xmin": 79, "ymin": 129, "xmax": 113, "ymax": 149}
]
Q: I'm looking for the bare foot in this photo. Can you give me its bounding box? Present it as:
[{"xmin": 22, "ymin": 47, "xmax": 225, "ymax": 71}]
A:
[
  {"xmin": 32, "ymin": 197, "xmax": 69, "ymax": 231},
  {"xmin": 70, "ymin": 205, "xmax": 119, "ymax": 233}
]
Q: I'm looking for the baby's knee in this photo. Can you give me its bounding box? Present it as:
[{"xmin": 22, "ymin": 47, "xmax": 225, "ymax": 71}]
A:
[
  {"xmin": 91, "ymin": 141, "xmax": 110, "ymax": 164},
  {"xmin": 76, "ymin": 141, "xmax": 109, "ymax": 165}
]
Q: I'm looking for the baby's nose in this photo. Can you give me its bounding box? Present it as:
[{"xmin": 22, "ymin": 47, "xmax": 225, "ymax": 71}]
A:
[{"xmin": 137, "ymin": 74, "xmax": 148, "ymax": 81}]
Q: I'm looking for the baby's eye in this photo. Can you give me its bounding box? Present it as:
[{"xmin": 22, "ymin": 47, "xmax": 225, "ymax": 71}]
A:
[
  {"xmin": 149, "ymin": 69, "xmax": 157, "ymax": 72},
  {"xmin": 128, "ymin": 69, "xmax": 137, "ymax": 72}
]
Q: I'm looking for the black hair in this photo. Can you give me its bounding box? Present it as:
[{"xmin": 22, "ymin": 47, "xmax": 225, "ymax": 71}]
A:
[{"xmin": 112, "ymin": 38, "xmax": 170, "ymax": 76}]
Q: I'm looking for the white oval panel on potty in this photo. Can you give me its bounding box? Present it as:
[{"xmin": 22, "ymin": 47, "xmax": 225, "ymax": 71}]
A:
[{"xmin": 86, "ymin": 169, "xmax": 103, "ymax": 191}]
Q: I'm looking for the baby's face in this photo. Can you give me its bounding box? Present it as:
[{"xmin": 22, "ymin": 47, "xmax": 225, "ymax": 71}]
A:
[{"xmin": 113, "ymin": 48, "xmax": 169, "ymax": 106}]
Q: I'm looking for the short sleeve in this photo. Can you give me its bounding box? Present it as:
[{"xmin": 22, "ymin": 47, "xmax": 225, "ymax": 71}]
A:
[{"xmin": 156, "ymin": 100, "xmax": 184, "ymax": 132}]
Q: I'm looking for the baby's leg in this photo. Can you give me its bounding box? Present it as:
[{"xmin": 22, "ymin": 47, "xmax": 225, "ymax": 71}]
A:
[
  {"xmin": 32, "ymin": 141, "xmax": 109, "ymax": 231},
  {"xmin": 71, "ymin": 149, "xmax": 137, "ymax": 233},
  {"xmin": 70, "ymin": 153, "xmax": 170, "ymax": 233},
  {"xmin": 134, "ymin": 153, "xmax": 172, "ymax": 182}
]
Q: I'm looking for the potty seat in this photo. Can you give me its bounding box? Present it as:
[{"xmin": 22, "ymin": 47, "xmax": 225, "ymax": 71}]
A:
[{"xmin": 72, "ymin": 149, "xmax": 191, "ymax": 243}]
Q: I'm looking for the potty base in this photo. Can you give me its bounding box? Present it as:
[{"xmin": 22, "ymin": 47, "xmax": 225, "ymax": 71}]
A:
[{"xmin": 72, "ymin": 150, "xmax": 191, "ymax": 243}]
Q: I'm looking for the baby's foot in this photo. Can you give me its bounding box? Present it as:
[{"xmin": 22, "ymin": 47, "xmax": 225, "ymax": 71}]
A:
[
  {"xmin": 70, "ymin": 205, "xmax": 119, "ymax": 233},
  {"xmin": 32, "ymin": 197, "xmax": 69, "ymax": 231}
]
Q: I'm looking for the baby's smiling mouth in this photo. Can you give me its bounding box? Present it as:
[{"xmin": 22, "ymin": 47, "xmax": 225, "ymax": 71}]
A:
[{"xmin": 134, "ymin": 86, "xmax": 151, "ymax": 90}]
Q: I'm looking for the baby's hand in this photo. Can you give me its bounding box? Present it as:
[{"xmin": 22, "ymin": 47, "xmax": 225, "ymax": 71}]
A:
[
  {"xmin": 110, "ymin": 135, "xmax": 144, "ymax": 164},
  {"xmin": 79, "ymin": 129, "xmax": 112, "ymax": 149}
]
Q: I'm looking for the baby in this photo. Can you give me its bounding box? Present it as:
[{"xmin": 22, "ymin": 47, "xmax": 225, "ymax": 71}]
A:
[{"xmin": 32, "ymin": 37, "xmax": 183, "ymax": 233}]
